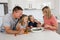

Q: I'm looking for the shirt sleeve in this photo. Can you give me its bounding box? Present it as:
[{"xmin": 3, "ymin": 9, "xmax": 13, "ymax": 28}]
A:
[
  {"xmin": 3, "ymin": 17, "xmax": 11, "ymax": 27},
  {"xmin": 28, "ymin": 22, "xmax": 33, "ymax": 27},
  {"xmin": 51, "ymin": 16, "xmax": 58, "ymax": 26}
]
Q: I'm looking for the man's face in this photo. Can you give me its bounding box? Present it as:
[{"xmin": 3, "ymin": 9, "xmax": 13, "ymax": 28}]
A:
[{"xmin": 14, "ymin": 10, "xmax": 23, "ymax": 19}]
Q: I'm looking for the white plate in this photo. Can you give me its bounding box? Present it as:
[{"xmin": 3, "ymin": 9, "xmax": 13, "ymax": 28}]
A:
[{"xmin": 31, "ymin": 27, "xmax": 44, "ymax": 32}]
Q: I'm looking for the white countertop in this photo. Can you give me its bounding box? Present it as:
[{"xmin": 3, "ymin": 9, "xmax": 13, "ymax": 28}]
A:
[{"xmin": 0, "ymin": 30, "xmax": 60, "ymax": 40}]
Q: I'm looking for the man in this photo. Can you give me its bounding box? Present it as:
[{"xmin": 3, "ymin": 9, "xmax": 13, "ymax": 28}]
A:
[{"xmin": 1, "ymin": 6, "xmax": 23, "ymax": 34}]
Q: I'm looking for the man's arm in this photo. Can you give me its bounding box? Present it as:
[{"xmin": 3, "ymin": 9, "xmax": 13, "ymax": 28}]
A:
[{"xmin": 4, "ymin": 26, "xmax": 20, "ymax": 34}]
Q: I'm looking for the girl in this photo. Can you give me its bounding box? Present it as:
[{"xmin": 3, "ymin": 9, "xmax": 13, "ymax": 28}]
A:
[
  {"xmin": 16, "ymin": 15, "xmax": 28, "ymax": 34},
  {"xmin": 42, "ymin": 6, "xmax": 58, "ymax": 31},
  {"xmin": 28, "ymin": 15, "xmax": 41, "ymax": 29}
]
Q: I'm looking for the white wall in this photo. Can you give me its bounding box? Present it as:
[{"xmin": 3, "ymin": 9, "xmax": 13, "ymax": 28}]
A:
[
  {"xmin": 8, "ymin": 0, "xmax": 55, "ymax": 12},
  {"xmin": 52, "ymin": 0, "xmax": 60, "ymax": 20},
  {"xmin": 59, "ymin": 0, "xmax": 60, "ymax": 19}
]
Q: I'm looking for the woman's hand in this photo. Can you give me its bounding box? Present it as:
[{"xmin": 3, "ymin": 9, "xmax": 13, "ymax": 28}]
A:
[
  {"xmin": 44, "ymin": 24, "xmax": 57, "ymax": 31},
  {"xmin": 44, "ymin": 24, "xmax": 52, "ymax": 29}
]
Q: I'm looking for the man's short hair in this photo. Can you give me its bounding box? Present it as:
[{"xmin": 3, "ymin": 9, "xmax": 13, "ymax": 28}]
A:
[{"xmin": 13, "ymin": 6, "xmax": 23, "ymax": 12}]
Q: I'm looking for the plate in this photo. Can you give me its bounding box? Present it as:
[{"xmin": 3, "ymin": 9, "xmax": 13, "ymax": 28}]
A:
[{"xmin": 31, "ymin": 27, "xmax": 44, "ymax": 32}]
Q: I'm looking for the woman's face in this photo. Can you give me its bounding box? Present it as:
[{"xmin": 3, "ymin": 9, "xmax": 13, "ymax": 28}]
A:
[
  {"xmin": 30, "ymin": 16, "xmax": 35, "ymax": 22},
  {"xmin": 42, "ymin": 9, "xmax": 48, "ymax": 16},
  {"xmin": 23, "ymin": 16, "xmax": 28, "ymax": 23}
]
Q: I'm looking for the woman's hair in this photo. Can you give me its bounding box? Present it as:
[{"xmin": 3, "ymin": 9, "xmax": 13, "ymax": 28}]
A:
[
  {"xmin": 19, "ymin": 14, "xmax": 28, "ymax": 26},
  {"xmin": 28, "ymin": 15, "xmax": 33, "ymax": 21},
  {"xmin": 42, "ymin": 6, "xmax": 52, "ymax": 19}
]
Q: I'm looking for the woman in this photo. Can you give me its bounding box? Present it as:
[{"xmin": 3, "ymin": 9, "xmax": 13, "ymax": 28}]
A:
[{"xmin": 42, "ymin": 6, "xmax": 58, "ymax": 31}]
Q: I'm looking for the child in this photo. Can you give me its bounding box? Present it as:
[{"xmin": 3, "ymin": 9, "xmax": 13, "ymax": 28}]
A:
[
  {"xmin": 16, "ymin": 15, "xmax": 28, "ymax": 34},
  {"xmin": 42, "ymin": 6, "xmax": 58, "ymax": 31},
  {"xmin": 28, "ymin": 15, "xmax": 41, "ymax": 29}
]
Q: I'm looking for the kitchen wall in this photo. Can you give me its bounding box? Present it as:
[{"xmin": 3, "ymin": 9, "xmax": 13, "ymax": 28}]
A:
[
  {"xmin": 52, "ymin": 0, "xmax": 60, "ymax": 20},
  {"xmin": 59, "ymin": 0, "xmax": 60, "ymax": 19}
]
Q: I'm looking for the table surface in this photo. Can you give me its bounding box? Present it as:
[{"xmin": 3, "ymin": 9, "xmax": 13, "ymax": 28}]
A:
[{"xmin": 0, "ymin": 30, "xmax": 60, "ymax": 40}]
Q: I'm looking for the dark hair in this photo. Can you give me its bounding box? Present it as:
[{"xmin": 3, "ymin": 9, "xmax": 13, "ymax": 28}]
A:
[
  {"xmin": 13, "ymin": 6, "xmax": 23, "ymax": 12},
  {"xmin": 42, "ymin": 6, "xmax": 52, "ymax": 19},
  {"xmin": 42, "ymin": 6, "xmax": 49, "ymax": 11},
  {"xmin": 28, "ymin": 15, "xmax": 33, "ymax": 21}
]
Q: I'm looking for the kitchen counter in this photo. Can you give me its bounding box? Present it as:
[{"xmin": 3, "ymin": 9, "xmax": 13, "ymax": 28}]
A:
[{"xmin": 0, "ymin": 30, "xmax": 60, "ymax": 40}]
